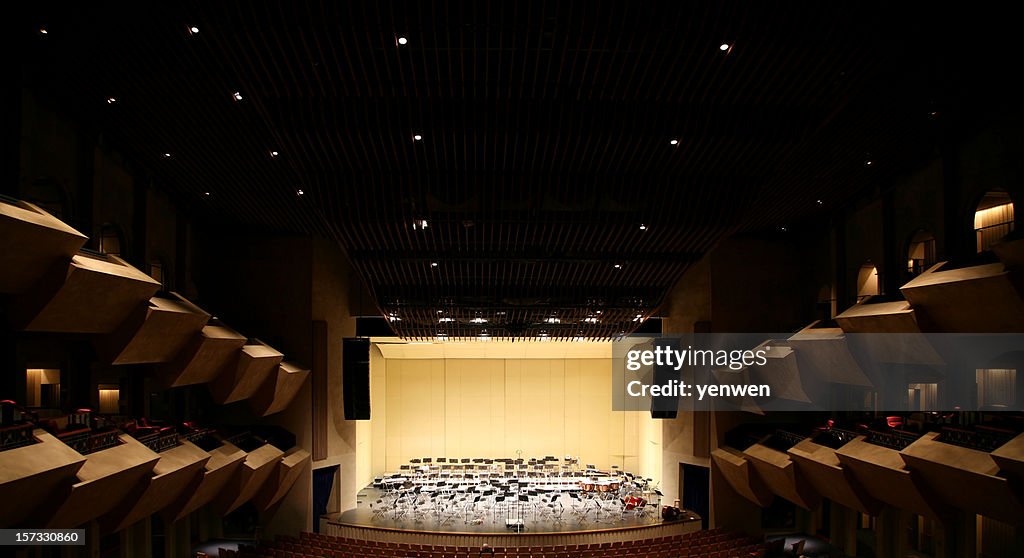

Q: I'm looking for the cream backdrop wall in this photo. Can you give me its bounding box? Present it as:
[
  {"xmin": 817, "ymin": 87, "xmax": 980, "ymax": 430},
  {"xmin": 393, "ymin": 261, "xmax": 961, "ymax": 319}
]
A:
[{"xmin": 364, "ymin": 344, "xmax": 661, "ymax": 489}]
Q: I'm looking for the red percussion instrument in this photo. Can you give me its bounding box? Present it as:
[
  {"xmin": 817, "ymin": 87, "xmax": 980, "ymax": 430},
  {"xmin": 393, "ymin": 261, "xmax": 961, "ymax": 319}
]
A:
[{"xmin": 624, "ymin": 495, "xmax": 646, "ymax": 510}]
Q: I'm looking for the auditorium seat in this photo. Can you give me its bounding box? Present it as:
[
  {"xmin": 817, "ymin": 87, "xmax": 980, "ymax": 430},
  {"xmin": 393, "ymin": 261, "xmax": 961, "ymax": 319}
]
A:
[
  {"xmin": 0, "ymin": 196, "xmax": 87, "ymax": 294},
  {"xmin": 95, "ymin": 292, "xmax": 211, "ymax": 365}
]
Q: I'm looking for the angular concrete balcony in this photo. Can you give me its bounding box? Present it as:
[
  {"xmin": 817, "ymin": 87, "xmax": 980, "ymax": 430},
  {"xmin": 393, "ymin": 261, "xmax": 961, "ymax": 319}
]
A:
[
  {"xmin": 788, "ymin": 324, "xmax": 874, "ymax": 388},
  {"xmin": 160, "ymin": 323, "xmax": 247, "ymax": 388},
  {"xmin": 249, "ymin": 361, "xmax": 311, "ymax": 417},
  {"xmin": 209, "ymin": 341, "xmax": 284, "ymax": 404},
  {"xmin": 835, "ymin": 301, "xmax": 943, "ymax": 365},
  {"xmin": 901, "ymin": 432, "xmax": 1024, "ymax": 526},
  {"xmin": 210, "ymin": 443, "xmax": 285, "ymax": 515},
  {"xmin": 0, "ymin": 429, "xmax": 86, "ymax": 528},
  {"xmin": 162, "ymin": 441, "xmax": 247, "ymax": 523},
  {"xmin": 992, "ymin": 236, "xmax": 1024, "ymax": 272},
  {"xmin": 742, "ymin": 442, "xmax": 821, "ymax": 510},
  {"xmin": 788, "ymin": 439, "xmax": 880, "ymax": 515},
  {"xmin": 100, "ymin": 440, "xmax": 210, "ymax": 533},
  {"xmin": 252, "ymin": 448, "xmax": 311, "ymax": 511},
  {"xmin": 901, "ymin": 262, "xmax": 1024, "ymax": 332},
  {"xmin": 12, "ymin": 252, "xmax": 161, "ymax": 334},
  {"xmin": 95, "ymin": 293, "xmax": 211, "ymax": 365},
  {"xmin": 41, "ymin": 435, "xmax": 160, "ymax": 529},
  {"xmin": 0, "ymin": 197, "xmax": 87, "ymax": 294},
  {"xmin": 710, "ymin": 448, "xmax": 774, "ymax": 507},
  {"xmin": 991, "ymin": 433, "xmax": 1024, "ymax": 479},
  {"xmin": 835, "ymin": 436, "xmax": 947, "ymax": 522},
  {"xmin": 746, "ymin": 342, "xmax": 811, "ymax": 404}
]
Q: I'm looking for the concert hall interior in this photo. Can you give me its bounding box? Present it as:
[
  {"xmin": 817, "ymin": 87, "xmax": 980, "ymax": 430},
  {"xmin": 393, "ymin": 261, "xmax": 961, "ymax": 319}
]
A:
[{"xmin": 4, "ymin": 2, "xmax": 1024, "ymax": 558}]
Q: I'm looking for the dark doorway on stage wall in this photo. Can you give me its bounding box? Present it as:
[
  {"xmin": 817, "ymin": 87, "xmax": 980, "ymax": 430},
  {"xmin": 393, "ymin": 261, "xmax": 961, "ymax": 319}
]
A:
[
  {"xmin": 313, "ymin": 466, "xmax": 339, "ymax": 533},
  {"xmin": 681, "ymin": 464, "xmax": 710, "ymax": 529}
]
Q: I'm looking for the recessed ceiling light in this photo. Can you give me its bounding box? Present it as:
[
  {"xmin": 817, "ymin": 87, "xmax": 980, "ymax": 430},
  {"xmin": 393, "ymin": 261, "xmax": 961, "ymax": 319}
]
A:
[
  {"xmin": 106, "ymin": 97, "xmax": 117, "ymax": 104},
  {"xmin": 431, "ymin": 262, "xmax": 438, "ymax": 267},
  {"xmin": 584, "ymin": 317, "xmax": 599, "ymax": 323},
  {"xmin": 614, "ymin": 264, "xmax": 622, "ymax": 269},
  {"xmin": 413, "ymin": 134, "xmax": 423, "ymax": 141},
  {"xmin": 397, "ymin": 36, "xmax": 408, "ymax": 45},
  {"xmin": 202, "ymin": 191, "xmax": 211, "ymax": 197},
  {"xmin": 669, "ymin": 139, "xmax": 679, "ymax": 146},
  {"xmin": 546, "ymin": 317, "xmax": 561, "ymax": 324},
  {"xmin": 163, "ymin": 153, "xmax": 172, "ymax": 159},
  {"xmin": 779, "ymin": 226, "xmax": 788, "ymax": 232},
  {"xmin": 296, "ymin": 189, "xmax": 304, "ymax": 196},
  {"xmin": 471, "ymin": 317, "xmax": 487, "ymax": 324},
  {"xmin": 188, "ymin": 26, "xmax": 199, "ymax": 35},
  {"xmin": 816, "ymin": 199, "xmax": 823, "ymax": 205},
  {"xmin": 437, "ymin": 310, "xmax": 444, "ymax": 314},
  {"xmin": 439, "ymin": 317, "xmax": 454, "ymax": 323},
  {"xmin": 864, "ymin": 160, "xmax": 873, "ymax": 166},
  {"xmin": 719, "ymin": 43, "xmax": 730, "ymax": 51},
  {"xmin": 270, "ymin": 150, "xmax": 279, "ymax": 157},
  {"xmin": 412, "ymin": 219, "xmax": 429, "ymax": 230},
  {"xmin": 39, "ymin": 27, "xmax": 48, "ymax": 35},
  {"xmin": 232, "ymin": 91, "xmax": 243, "ymax": 101},
  {"xmin": 639, "ymin": 224, "xmax": 647, "ymax": 231}
]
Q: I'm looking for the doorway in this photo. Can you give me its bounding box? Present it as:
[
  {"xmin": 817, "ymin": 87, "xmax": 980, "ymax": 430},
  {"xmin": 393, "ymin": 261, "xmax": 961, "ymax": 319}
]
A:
[
  {"xmin": 312, "ymin": 466, "xmax": 339, "ymax": 533},
  {"xmin": 681, "ymin": 463, "xmax": 710, "ymax": 529}
]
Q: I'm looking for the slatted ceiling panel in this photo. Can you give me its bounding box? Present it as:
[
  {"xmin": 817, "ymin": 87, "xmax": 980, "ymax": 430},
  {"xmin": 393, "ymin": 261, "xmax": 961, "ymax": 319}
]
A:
[{"xmin": 20, "ymin": 1, "xmax": 1008, "ymax": 340}]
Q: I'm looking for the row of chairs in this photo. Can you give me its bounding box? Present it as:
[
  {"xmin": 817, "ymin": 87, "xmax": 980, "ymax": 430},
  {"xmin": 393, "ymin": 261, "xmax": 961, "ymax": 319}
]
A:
[{"xmin": 232, "ymin": 528, "xmax": 765, "ymax": 558}]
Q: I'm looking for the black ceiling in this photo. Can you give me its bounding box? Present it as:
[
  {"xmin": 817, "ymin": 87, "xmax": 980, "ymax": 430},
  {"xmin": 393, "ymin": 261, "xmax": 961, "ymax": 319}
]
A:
[{"xmin": 15, "ymin": 2, "xmax": 1021, "ymax": 340}]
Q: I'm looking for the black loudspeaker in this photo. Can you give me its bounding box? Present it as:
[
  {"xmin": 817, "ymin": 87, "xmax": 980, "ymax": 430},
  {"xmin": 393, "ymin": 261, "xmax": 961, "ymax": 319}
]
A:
[
  {"xmin": 651, "ymin": 337, "xmax": 678, "ymax": 419},
  {"xmin": 342, "ymin": 337, "xmax": 371, "ymax": 420}
]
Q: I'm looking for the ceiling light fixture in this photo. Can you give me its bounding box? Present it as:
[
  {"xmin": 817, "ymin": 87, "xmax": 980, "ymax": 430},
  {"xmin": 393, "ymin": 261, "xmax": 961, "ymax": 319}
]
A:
[
  {"xmin": 397, "ymin": 36, "xmax": 408, "ymax": 45},
  {"xmin": 546, "ymin": 317, "xmax": 561, "ymax": 324},
  {"xmin": 471, "ymin": 317, "xmax": 487, "ymax": 324},
  {"xmin": 296, "ymin": 189, "xmax": 304, "ymax": 196},
  {"xmin": 639, "ymin": 224, "xmax": 647, "ymax": 231},
  {"xmin": 163, "ymin": 153, "xmax": 173, "ymax": 158},
  {"xmin": 106, "ymin": 97, "xmax": 117, "ymax": 104},
  {"xmin": 719, "ymin": 43, "xmax": 730, "ymax": 51},
  {"xmin": 270, "ymin": 150, "xmax": 279, "ymax": 157},
  {"xmin": 439, "ymin": 317, "xmax": 454, "ymax": 323},
  {"xmin": 669, "ymin": 139, "xmax": 679, "ymax": 146},
  {"xmin": 232, "ymin": 91, "xmax": 243, "ymax": 101},
  {"xmin": 412, "ymin": 219, "xmax": 429, "ymax": 230},
  {"xmin": 431, "ymin": 262, "xmax": 438, "ymax": 267},
  {"xmin": 39, "ymin": 27, "xmax": 48, "ymax": 35},
  {"xmin": 584, "ymin": 317, "xmax": 599, "ymax": 323},
  {"xmin": 413, "ymin": 134, "xmax": 423, "ymax": 141},
  {"xmin": 614, "ymin": 264, "xmax": 622, "ymax": 269},
  {"xmin": 202, "ymin": 191, "xmax": 211, "ymax": 197},
  {"xmin": 188, "ymin": 26, "xmax": 199, "ymax": 35}
]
